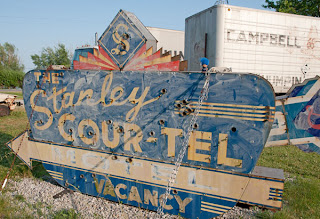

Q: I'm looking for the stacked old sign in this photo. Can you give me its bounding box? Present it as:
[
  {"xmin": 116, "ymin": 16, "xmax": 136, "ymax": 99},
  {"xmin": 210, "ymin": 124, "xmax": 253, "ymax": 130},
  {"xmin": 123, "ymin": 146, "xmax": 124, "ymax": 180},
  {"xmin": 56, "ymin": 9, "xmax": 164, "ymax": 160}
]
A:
[
  {"xmin": 72, "ymin": 10, "xmax": 185, "ymax": 72},
  {"xmin": 8, "ymin": 9, "xmax": 284, "ymax": 218},
  {"xmin": 267, "ymin": 76, "xmax": 320, "ymax": 154}
]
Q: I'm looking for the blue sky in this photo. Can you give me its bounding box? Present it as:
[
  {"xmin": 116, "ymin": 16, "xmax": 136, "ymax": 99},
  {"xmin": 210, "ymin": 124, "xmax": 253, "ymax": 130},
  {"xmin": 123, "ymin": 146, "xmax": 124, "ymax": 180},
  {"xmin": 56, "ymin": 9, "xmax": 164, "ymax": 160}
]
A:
[{"xmin": 1, "ymin": 0, "xmax": 272, "ymax": 71}]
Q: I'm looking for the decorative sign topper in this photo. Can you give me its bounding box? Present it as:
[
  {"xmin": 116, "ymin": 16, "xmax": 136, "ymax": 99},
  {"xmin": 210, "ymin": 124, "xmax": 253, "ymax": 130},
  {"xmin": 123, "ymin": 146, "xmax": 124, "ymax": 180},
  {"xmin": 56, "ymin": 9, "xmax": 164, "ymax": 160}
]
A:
[{"xmin": 98, "ymin": 10, "xmax": 147, "ymax": 69}]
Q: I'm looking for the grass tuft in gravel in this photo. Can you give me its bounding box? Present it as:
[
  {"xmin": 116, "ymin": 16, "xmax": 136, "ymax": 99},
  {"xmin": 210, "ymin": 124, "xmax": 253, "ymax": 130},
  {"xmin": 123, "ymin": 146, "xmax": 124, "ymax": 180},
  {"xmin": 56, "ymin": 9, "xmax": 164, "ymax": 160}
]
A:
[{"xmin": 53, "ymin": 209, "xmax": 80, "ymax": 219}]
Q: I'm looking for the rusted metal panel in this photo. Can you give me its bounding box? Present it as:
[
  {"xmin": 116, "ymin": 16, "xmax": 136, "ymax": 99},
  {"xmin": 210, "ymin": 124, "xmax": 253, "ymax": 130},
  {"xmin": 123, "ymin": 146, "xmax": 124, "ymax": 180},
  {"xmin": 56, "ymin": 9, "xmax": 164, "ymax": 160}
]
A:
[{"xmin": 267, "ymin": 76, "xmax": 320, "ymax": 153}]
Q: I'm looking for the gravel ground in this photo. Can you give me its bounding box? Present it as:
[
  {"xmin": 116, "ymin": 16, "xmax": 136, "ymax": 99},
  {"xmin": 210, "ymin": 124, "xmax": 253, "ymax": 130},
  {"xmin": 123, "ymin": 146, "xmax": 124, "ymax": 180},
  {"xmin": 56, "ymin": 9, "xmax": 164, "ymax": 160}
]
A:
[{"xmin": 3, "ymin": 177, "xmax": 260, "ymax": 218}]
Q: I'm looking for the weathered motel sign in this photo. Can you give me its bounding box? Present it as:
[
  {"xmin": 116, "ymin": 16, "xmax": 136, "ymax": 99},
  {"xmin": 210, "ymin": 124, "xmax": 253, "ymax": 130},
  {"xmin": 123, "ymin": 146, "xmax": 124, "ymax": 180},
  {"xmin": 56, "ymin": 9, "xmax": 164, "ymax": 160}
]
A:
[
  {"xmin": 7, "ymin": 9, "xmax": 284, "ymax": 218},
  {"xmin": 9, "ymin": 69, "xmax": 281, "ymax": 218}
]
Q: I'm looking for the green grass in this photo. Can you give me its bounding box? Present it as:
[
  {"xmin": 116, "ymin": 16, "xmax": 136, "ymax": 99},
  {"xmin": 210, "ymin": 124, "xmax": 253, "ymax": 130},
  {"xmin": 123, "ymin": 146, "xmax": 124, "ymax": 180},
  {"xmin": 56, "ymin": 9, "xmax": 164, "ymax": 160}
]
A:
[
  {"xmin": 0, "ymin": 108, "xmax": 53, "ymax": 218},
  {"xmin": 0, "ymin": 108, "xmax": 49, "ymax": 180},
  {"xmin": 256, "ymin": 145, "xmax": 320, "ymax": 218},
  {"xmin": 53, "ymin": 209, "xmax": 79, "ymax": 219},
  {"xmin": 14, "ymin": 194, "xmax": 26, "ymax": 202},
  {"xmin": 0, "ymin": 195, "xmax": 30, "ymax": 218},
  {"xmin": 0, "ymin": 108, "xmax": 30, "ymax": 179}
]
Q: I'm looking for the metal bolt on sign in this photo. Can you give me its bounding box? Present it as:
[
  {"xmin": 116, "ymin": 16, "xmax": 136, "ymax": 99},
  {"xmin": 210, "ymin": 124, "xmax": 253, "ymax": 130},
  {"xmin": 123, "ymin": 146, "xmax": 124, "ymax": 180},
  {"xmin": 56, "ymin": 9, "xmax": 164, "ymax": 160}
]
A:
[{"xmin": 156, "ymin": 71, "xmax": 211, "ymax": 218}]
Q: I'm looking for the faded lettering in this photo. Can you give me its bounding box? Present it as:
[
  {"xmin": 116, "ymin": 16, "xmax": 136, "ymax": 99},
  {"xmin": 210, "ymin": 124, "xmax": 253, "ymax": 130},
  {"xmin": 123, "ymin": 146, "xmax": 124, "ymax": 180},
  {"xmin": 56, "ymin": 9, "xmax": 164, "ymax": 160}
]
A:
[
  {"xmin": 174, "ymin": 196, "xmax": 192, "ymax": 213},
  {"xmin": 128, "ymin": 186, "xmax": 142, "ymax": 203},
  {"xmin": 144, "ymin": 189, "xmax": 158, "ymax": 206},
  {"xmin": 227, "ymin": 29, "xmax": 301, "ymax": 48},
  {"xmin": 188, "ymin": 131, "xmax": 212, "ymax": 163},
  {"xmin": 161, "ymin": 127, "xmax": 183, "ymax": 157}
]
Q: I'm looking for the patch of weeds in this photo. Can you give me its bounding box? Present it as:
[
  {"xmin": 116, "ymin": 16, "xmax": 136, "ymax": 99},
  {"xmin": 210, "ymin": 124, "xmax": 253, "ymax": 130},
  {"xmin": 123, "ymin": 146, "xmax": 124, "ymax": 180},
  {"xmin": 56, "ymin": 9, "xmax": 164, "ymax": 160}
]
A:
[
  {"xmin": 33, "ymin": 201, "xmax": 45, "ymax": 217},
  {"xmin": 255, "ymin": 209, "xmax": 274, "ymax": 218},
  {"xmin": 31, "ymin": 161, "xmax": 50, "ymax": 179},
  {"xmin": 0, "ymin": 195, "xmax": 32, "ymax": 218},
  {"xmin": 53, "ymin": 208, "xmax": 79, "ymax": 219},
  {"xmin": 14, "ymin": 194, "xmax": 25, "ymax": 202},
  {"xmin": 92, "ymin": 212, "xmax": 103, "ymax": 219}
]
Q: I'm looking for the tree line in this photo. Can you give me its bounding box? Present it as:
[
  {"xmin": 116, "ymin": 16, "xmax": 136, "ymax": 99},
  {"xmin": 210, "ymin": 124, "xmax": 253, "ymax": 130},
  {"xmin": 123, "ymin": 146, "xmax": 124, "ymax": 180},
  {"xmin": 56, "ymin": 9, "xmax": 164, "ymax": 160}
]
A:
[
  {"xmin": 0, "ymin": 0, "xmax": 318, "ymax": 88},
  {"xmin": 0, "ymin": 43, "xmax": 71, "ymax": 88},
  {"xmin": 0, "ymin": 43, "xmax": 25, "ymax": 88},
  {"xmin": 263, "ymin": 0, "xmax": 320, "ymax": 17}
]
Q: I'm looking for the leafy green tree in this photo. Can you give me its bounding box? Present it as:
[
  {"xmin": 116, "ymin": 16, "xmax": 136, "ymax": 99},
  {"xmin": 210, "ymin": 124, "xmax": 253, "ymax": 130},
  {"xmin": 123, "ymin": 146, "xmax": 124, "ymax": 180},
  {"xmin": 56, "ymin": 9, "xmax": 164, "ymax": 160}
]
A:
[
  {"xmin": 31, "ymin": 43, "xmax": 72, "ymax": 69},
  {"xmin": 0, "ymin": 42, "xmax": 24, "ymax": 88},
  {"xmin": 0, "ymin": 42, "xmax": 24, "ymax": 71},
  {"xmin": 263, "ymin": 0, "xmax": 320, "ymax": 17}
]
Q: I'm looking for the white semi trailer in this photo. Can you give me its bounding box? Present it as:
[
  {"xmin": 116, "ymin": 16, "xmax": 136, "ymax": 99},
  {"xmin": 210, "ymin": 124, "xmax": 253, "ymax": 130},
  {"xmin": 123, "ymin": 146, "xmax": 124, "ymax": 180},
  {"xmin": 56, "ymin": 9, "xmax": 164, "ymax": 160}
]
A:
[{"xmin": 185, "ymin": 4, "xmax": 320, "ymax": 93}]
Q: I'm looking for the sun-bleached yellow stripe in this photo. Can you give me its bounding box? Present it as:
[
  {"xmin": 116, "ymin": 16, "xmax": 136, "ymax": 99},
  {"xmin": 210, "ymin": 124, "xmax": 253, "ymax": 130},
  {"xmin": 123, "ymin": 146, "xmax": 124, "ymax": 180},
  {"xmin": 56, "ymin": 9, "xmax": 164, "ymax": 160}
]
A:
[
  {"xmin": 52, "ymin": 176, "xmax": 63, "ymax": 180},
  {"xmin": 174, "ymin": 109, "xmax": 274, "ymax": 118},
  {"xmin": 144, "ymin": 55, "xmax": 172, "ymax": 66},
  {"xmin": 50, "ymin": 173, "xmax": 63, "ymax": 179},
  {"xmin": 47, "ymin": 170, "xmax": 62, "ymax": 174},
  {"xmin": 189, "ymin": 105, "xmax": 275, "ymax": 114},
  {"xmin": 79, "ymin": 56, "xmax": 114, "ymax": 69},
  {"xmin": 179, "ymin": 101, "xmax": 275, "ymax": 110},
  {"xmin": 50, "ymin": 172, "xmax": 63, "ymax": 177},
  {"xmin": 93, "ymin": 49, "xmax": 116, "ymax": 68},
  {"xmin": 47, "ymin": 170, "xmax": 62, "ymax": 175},
  {"xmin": 124, "ymin": 51, "xmax": 148, "ymax": 69},
  {"xmin": 47, "ymin": 170, "xmax": 63, "ymax": 180},
  {"xmin": 195, "ymin": 109, "xmax": 274, "ymax": 118},
  {"xmin": 201, "ymin": 201, "xmax": 232, "ymax": 209},
  {"xmin": 174, "ymin": 111, "xmax": 271, "ymax": 121},
  {"xmin": 200, "ymin": 208, "xmax": 225, "ymax": 214},
  {"xmin": 201, "ymin": 204, "xmax": 229, "ymax": 212},
  {"xmin": 197, "ymin": 113, "xmax": 268, "ymax": 121}
]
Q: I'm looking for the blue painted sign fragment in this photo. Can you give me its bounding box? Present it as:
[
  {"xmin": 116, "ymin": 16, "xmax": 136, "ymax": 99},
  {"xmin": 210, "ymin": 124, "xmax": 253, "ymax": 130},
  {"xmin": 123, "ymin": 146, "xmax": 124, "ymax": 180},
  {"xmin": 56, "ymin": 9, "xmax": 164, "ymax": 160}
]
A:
[{"xmin": 267, "ymin": 76, "xmax": 320, "ymax": 153}]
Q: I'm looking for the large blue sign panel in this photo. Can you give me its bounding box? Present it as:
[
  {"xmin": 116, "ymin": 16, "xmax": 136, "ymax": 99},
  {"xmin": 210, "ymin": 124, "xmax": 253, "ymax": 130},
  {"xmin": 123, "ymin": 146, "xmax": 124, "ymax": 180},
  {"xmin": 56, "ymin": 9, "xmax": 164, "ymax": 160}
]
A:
[{"xmin": 23, "ymin": 70, "xmax": 275, "ymax": 174}]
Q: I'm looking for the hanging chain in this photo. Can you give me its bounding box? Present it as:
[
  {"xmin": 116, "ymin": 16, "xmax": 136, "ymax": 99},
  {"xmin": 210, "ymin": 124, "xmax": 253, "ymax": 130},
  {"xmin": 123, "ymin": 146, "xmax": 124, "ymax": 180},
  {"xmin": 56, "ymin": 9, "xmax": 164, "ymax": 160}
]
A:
[{"xmin": 156, "ymin": 71, "xmax": 211, "ymax": 218}]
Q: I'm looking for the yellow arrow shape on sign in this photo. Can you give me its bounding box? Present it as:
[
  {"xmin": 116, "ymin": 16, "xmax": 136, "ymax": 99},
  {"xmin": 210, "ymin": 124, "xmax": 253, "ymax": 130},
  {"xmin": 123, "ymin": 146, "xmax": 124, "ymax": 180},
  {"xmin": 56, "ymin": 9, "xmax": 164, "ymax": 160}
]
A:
[{"xmin": 7, "ymin": 131, "xmax": 283, "ymax": 209}]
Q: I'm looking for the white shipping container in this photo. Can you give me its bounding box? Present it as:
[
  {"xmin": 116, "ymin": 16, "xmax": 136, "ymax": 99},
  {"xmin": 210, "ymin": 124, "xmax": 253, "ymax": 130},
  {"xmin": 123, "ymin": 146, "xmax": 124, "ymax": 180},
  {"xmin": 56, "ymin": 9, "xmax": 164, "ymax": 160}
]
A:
[
  {"xmin": 147, "ymin": 27, "xmax": 185, "ymax": 58},
  {"xmin": 185, "ymin": 4, "xmax": 320, "ymax": 93}
]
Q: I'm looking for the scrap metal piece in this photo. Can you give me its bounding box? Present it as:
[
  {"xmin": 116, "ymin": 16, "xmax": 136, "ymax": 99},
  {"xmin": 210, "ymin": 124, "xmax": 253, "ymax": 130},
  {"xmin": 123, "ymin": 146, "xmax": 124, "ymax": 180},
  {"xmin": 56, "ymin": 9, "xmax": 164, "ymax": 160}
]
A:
[
  {"xmin": 53, "ymin": 188, "xmax": 74, "ymax": 199},
  {"xmin": 0, "ymin": 93, "xmax": 18, "ymax": 112},
  {"xmin": 0, "ymin": 105, "xmax": 10, "ymax": 116}
]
